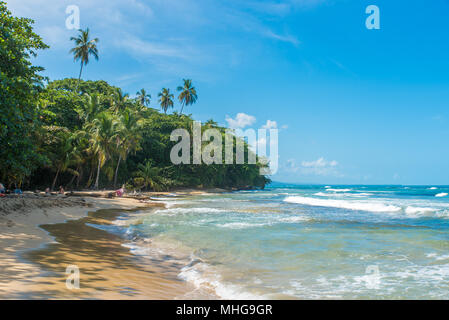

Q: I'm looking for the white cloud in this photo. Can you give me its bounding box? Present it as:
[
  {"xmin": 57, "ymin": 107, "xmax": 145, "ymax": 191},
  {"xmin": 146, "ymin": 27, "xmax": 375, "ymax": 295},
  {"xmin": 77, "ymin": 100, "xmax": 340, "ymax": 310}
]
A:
[
  {"xmin": 263, "ymin": 30, "xmax": 300, "ymax": 46},
  {"xmin": 115, "ymin": 34, "xmax": 189, "ymax": 59},
  {"xmin": 261, "ymin": 120, "xmax": 278, "ymax": 129},
  {"xmin": 225, "ymin": 113, "xmax": 256, "ymax": 129},
  {"xmin": 301, "ymin": 157, "xmax": 338, "ymax": 168},
  {"xmin": 285, "ymin": 157, "xmax": 341, "ymax": 177}
]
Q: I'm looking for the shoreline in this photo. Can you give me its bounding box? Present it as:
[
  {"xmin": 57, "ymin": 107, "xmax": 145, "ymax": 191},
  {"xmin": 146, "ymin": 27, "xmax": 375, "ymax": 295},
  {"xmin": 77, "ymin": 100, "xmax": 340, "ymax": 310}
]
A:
[{"xmin": 0, "ymin": 189, "xmax": 226, "ymax": 299}]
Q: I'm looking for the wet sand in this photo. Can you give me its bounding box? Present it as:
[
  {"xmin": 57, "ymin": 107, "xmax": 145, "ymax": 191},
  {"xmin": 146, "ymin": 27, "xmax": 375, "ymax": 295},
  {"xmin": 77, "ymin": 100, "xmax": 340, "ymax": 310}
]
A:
[{"xmin": 0, "ymin": 196, "xmax": 199, "ymax": 299}]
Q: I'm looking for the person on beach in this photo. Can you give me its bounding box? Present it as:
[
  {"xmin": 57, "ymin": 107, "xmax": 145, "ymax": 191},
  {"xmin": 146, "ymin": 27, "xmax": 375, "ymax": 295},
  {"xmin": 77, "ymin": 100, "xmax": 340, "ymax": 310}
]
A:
[
  {"xmin": 0, "ymin": 183, "xmax": 5, "ymax": 194},
  {"xmin": 45, "ymin": 188, "xmax": 51, "ymax": 195},
  {"xmin": 59, "ymin": 186, "xmax": 65, "ymax": 195},
  {"xmin": 116, "ymin": 187, "xmax": 125, "ymax": 197}
]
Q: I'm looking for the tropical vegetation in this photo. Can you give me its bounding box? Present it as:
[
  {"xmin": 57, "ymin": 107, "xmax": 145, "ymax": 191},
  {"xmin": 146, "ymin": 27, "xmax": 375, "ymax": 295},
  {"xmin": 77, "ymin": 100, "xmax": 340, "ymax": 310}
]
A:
[{"xmin": 0, "ymin": 2, "xmax": 270, "ymax": 191}]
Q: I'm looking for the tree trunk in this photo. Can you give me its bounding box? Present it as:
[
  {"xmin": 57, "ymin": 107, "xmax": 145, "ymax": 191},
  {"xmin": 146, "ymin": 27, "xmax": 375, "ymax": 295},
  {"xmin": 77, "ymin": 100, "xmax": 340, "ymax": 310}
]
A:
[
  {"xmin": 51, "ymin": 168, "xmax": 60, "ymax": 191},
  {"xmin": 113, "ymin": 154, "xmax": 122, "ymax": 188},
  {"xmin": 86, "ymin": 160, "xmax": 95, "ymax": 188},
  {"xmin": 180, "ymin": 103, "xmax": 184, "ymax": 115},
  {"xmin": 94, "ymin": 157, "xmax": 101, "ymax": 190},
  {"xmin": 76, "ymin": 165, "xmax": 83, "ymax": 189},
  {"xmin": 67, "ymin": 166, "xmax": 79, "ymax": 188},
  {"xmin": 76, "ymin": 62, "xmax": 84, "ymax": 93}
]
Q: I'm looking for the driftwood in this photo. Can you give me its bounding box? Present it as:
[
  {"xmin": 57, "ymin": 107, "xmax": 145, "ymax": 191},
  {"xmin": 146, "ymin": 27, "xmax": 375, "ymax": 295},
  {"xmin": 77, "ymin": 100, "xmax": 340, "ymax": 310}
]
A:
[{"xmin": 66, "ymin": 192, "xmax": 110, "ymax": 198}]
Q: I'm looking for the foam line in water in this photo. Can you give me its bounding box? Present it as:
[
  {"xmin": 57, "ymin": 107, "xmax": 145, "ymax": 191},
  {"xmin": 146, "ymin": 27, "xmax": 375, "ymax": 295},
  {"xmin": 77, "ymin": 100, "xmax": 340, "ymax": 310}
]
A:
[
  {"xmin": 435, "ymin": 193, "xmax": 448, "ymax": 198},
  {"xmin": 284, "ymin": 196, "xmax": 401, "ymax": 212},
  {"xmin": 178, "ymin": 259, "xmax": 264, "ymax": 300}
]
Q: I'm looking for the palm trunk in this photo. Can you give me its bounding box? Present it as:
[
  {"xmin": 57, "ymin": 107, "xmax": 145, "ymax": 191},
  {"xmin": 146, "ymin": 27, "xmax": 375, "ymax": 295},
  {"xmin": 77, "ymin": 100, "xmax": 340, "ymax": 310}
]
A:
[
  {"xmin": 76, "ymin": 165, "xmax": 83, "ymax": 188},
  {"xmin": 94, "ymin": 157, "xmax": 101, "ymax": 190},
  {"xmin": 86, "ymin": 163, "xmax": 94, "ymax": 188},
  {"xmin": 76, "ymin": 62, "xmax": 84, "ymax": 93},
  {"xmin": 113, "ymin": 154, "xmax": 122, "ymax": 188},
  {"xmin": 180, "ymin": 103, "xmax": 184, "ymax": 115},
  {"xmin": 51, "ymin": 168, "xmax": 60, "ymax": 191},
  {"xmin": 68, "ymin": 166, "xmax": 80, "ymax": 188}
]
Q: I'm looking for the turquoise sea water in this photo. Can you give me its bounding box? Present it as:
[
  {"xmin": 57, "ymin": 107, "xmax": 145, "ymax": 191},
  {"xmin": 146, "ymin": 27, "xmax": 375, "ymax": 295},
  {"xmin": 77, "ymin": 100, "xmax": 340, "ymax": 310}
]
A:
[{"xmin": 105, "ymin": 183, "xmax": 449, "ymax": 299}]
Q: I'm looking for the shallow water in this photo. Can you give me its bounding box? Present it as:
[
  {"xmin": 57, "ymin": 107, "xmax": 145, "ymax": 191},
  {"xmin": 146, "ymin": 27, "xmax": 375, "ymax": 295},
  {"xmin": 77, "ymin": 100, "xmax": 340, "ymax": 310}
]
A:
[
  {"xmin": 113, "ymin": 184, "xmax": 449, "ymax": 299},
  {"xmin": 21, "ymin": 207, "xmax": 193, "ymax": 299}
]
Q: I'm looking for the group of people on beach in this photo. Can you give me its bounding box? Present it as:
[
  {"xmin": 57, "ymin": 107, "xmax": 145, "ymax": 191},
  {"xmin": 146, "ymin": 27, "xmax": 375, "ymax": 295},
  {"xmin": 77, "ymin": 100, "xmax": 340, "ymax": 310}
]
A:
[
  {"xmin": 43, "ymin": 186, "xmax": 65, "ymax": 195},
  {"xmin": 0, "ymin": 182, "xmax": 23, "ymax": 197},
  {"xmin": 1, "ymin": 182, "xmax": 125, "ymax": 198},
  {"xmin": 0, "ymin": 182, "xmax": 65, "ymax": 197}
]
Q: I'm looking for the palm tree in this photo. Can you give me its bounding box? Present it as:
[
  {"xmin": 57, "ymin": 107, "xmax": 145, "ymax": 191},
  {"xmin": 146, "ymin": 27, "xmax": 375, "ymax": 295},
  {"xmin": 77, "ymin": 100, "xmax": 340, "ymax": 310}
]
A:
[
  {"xmin": 111, "ymin": 88, "xmax": 129, "ymax": 113},
  {"xmin": 113, "ymin": 108, "xmax": 142, "ymax": 187},
  {"xmin": 158, "ymin": 88, "xmax": 174, "ymax": 114},
  {"xmin": 87, "ymin": 112, "xmax": 118, "ymax": 189},
  {"xmin": 177, "ymin": 79, "xmax": 198, "ymax": 114},
  {"xmin": 49, "ymin": 131, "xmax": 78, "ymax": 191},
  {"xmin": 134, "ymin": 160, "xmax": 165, "ymax": 191},
  {"xmin": 69, "ymin": 28, "xmax": 99, "ymax": 92},
  {"xmin": 76, "ymin": 93, "xmax": 104, "ymax": 123},
  {"xmin": 136, "ymin": 88, "xmax": 151, "ymax": 107},
  {"xmin": 204, "ymin": 119, "xmax": 218, "ymax": 128}
]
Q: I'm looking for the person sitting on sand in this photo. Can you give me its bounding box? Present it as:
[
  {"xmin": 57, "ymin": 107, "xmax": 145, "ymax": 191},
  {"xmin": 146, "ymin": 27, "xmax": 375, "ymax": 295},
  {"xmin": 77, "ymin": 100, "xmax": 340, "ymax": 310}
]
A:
[
  {"xmin": 116, "ymin": 187, "xmax": 125, "ymax": 197},
  {"xmin": 0, "ymin": 183, "xmax": 5, "ymax": 194},
  {"xmin": 14, "ymin": 188, "xmax": 23, "ymax": 195},
  {"xmin": 59, "ymin": 186, "xmax": 65, "ymax": 195},
  {"xmin": 45, "ymin": 187, "xmax": 50, "ymax": 195}
]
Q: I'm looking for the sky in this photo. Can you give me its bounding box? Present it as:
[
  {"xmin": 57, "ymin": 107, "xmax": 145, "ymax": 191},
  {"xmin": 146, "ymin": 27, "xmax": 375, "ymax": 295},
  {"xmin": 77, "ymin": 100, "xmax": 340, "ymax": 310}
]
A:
[{"xmin": 5, "ymin": 0, "xmax": 449, "ymax": 185}]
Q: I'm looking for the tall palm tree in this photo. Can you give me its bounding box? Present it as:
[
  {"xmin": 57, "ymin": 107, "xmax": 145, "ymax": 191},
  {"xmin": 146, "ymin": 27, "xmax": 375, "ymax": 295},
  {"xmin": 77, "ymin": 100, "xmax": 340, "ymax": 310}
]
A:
[
  {"xmin": 69, "ymin": 28, "xmax": 99, "ymax": 92},
  {"xmin": 50, "ymin": 131, "xmax": 78, "ymax": 191},
  {"xmin": 177, "ymin": 79, "xmax": 198, "ymax": 114},
  {"xmin": 158, "ymin": 88, "xmax": 174, "ymax": 114},
  {"xmin": 113, "ymin": 108, "xmax": 142, "ymax": 187},
  {"xmin": 87, "ymin": 112, "xmax": 118, "ymax": 189},
  {"xmin": 136, "ymin": 88, "xmax": 151, "ymax": 107}
]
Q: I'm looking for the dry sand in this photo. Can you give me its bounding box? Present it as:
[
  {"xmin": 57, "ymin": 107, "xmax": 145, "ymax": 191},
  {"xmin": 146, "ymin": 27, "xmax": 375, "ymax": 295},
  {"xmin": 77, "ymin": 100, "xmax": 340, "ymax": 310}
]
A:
[{"xmin": 0, "ymin": 190, "xmax": 224, "ymax": 299}]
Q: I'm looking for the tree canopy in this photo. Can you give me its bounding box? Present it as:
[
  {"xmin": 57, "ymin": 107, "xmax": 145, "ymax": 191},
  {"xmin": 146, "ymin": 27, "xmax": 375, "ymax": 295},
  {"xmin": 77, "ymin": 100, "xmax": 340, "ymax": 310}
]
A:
[
  {"xmin": 0, "ymin": 2, "xmax": 48, "ymax": 186},
  {"xmin": 0, "ymin": 2, "xmax": 270, "ymax": 191}
]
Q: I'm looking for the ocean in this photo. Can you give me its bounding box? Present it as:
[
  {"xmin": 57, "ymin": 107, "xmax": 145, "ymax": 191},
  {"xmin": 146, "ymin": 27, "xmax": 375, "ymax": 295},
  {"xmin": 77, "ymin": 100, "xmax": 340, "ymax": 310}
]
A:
[{"xmin": 101, "ymin": 183, "xmax": 449, "ymax": 299}]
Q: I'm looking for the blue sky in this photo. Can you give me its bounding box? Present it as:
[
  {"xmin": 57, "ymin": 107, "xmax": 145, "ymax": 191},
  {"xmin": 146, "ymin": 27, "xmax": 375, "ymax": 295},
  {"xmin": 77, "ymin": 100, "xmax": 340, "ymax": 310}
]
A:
[{"xmin": 6, "ymin": 0, "xmax": 449, "ymax": 184}]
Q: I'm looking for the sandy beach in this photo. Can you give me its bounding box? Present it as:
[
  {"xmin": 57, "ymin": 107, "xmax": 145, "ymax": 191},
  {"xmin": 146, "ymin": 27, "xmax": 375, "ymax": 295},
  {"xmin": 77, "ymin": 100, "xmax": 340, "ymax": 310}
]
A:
[{"xmin": 0, "ymin": 190, "xmax": 223, "ymax": 299}]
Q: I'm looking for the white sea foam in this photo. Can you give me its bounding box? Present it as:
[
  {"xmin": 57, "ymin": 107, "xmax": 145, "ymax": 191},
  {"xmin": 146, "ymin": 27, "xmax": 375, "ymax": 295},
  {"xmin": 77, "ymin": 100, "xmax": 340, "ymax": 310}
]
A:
[
  {"xmin": 315, "ymin": 191, "xmax": 373, "ymax": 197},
  {"xmin": 426, "ymin": 253, "xmax": 449, "ymax": 261},
  {"xmin": 429, "ymin": 187, "xmax": 438, "ymax": 190},
  {"xmin": 178, "ymin": 260, "xmax": 264, "ymax": 300},
  {"xmin": 404, "ymin": 206, "xmax": 437, "ymax": 216},
  {"xmin": 217, "ymin": 222, "xmax": 268, "ymax": 229},
  {"xmin": 435, "ymin": 193, "xmax": 448, "ymax": 197},
  {"xmin": 278, "ymin": 215, "xmax": 309, "ymax": 223},
  {"xmin": 326, "ymin": 188, "xmax": 352, "ymax": 192},
  {"xmin": 155, "ymin": 207, "xmax": 226, "ymax": 215},
  {"xmin": 284, "ymin": 196, "xmax": 401, "ymax": 212}
]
